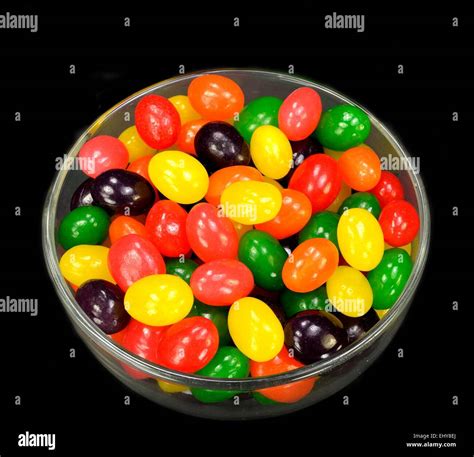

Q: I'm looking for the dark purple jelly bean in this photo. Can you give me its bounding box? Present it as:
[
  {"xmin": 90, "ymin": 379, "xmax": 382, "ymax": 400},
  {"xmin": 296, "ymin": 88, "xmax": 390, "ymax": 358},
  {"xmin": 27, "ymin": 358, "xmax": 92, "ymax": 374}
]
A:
[
  {"xmin": 70, "ymin": 178, "xmax": 95, "ymax": 211},
  {"xmin": 281, "ymin": 137, "xmax": 323, "ymax": 185},
  {"xmin": 280, "ymin": 234, "xmax": 300, "ymax": 256},
  {"xmin": 91, "ymin": 169, "xmax": 155, "ymax": 215},
  {"xmin": 195, "ymin": 121, "xmax": 250, "ymax": 170},
  {"xmin": 76, "ymin": 279, "xmax": 129, "ymax": 334},
  {"xmin": 334, "ymin": 308, "xmax": 379, "ymax": 344},
  {"xmin": 284, "ymin": 310, "xmax": 348, "ymax": 364}
]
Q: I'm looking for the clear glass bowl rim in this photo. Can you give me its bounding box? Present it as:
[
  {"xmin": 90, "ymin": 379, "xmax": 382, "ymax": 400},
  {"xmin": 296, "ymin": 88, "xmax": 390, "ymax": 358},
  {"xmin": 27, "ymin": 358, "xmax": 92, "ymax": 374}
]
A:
[{"xmin": 42, "ymin": 68, "xmax": 430, "ymax": 391}]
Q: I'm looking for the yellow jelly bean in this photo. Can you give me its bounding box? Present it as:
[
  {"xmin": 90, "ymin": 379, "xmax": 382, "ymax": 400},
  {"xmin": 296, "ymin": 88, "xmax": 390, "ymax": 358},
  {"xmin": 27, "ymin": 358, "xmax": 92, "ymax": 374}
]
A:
[
  {"xmin": 250, "ymin": 125, "xmax": 293, "ymax": 179},
  {"xmin": 337, "ymin": 208, "xmax": 384, "ymax": 271},
  {"xmin": 220, "ymin": 180, "xmax": 282, "ymax": 225},
  {"xmin": 148, "ymin": 150, "xmax": 209, "ymax": 204},
  {"xmin": 118, "ymin": 125, "xmax": 155, "ymax": 162},
  {"xmin": 327, "ymin": 266, "xmax": 373, "ymax": 317},
  {"xmin": 169, "ymin": 95, "xmax": 200, "ymax": 124},
  {"xmin": 385, "ymin": 242, "xmax": 411, "ymax": 256},
  {"xmin": 376, "ymin": 308, "xmax": 389, "ymax": 319},
  {"xmin": 228, "ymin": 297, "xmax": 284, "ymax": 362},
  {"xmin": 124, "ymin": 274, "xmax": 193, "ymax": 326},
  {"xmin": 324, "ymin": 147, "xmax": 345, "ymax": 160},
  {"xmin": 59, "ymin": 245, "xmax": 115, "ymax": 287},
  {"xmin": 157, "ymin": 380, "xmax": 188, "ymax": 393},
  {"xmin": 326, "ymin": 181, "xmax": 351, "ymax": 212}
]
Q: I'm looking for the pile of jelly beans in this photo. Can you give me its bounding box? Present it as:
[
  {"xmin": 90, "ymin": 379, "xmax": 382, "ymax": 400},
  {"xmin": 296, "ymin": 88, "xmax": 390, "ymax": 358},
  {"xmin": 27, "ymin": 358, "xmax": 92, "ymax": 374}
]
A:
[{"xmin": 58, "ymin": 74, "xmax": 420, "ymax": 405}]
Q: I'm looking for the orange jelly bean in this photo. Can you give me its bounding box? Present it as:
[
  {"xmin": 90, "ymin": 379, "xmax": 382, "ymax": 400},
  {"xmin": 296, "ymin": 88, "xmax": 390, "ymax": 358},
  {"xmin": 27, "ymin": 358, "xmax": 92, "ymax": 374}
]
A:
[{"xmin": 338, "ymin": 145, "xmax": 381, "ymax": 191}]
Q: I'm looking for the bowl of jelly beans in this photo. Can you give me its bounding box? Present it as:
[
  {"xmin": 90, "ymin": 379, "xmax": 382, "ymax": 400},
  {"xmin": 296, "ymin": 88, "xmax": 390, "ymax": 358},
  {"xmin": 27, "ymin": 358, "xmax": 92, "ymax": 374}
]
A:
[{"xmin": 43, "ymin": 69, "xmax": 430, "ymax": 419}]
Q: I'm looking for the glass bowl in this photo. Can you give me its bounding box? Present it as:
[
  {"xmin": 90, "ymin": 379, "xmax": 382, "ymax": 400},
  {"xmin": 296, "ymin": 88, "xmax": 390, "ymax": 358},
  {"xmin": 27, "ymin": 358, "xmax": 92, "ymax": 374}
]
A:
[{"xmin": 42, "ymin": 69, "xmax": 430, "ymax": 420}]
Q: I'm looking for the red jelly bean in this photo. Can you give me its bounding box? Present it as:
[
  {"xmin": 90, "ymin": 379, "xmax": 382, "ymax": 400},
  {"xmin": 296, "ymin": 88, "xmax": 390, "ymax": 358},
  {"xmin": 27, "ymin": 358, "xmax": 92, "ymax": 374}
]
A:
[
  {"xmin": 369, "ymin": 170, "xmax": 405, "ymax": 207},
  {"xmin": 176, "ymin": 119, "xmax": 208, "ymax": 155},
  {"xmin": 186, "ymin": 202, "xmax": 239, "ymax": 262},
  {"xmin": 156, "ymin": 317, "xmax": 219, "ymax": 373},
  {"xmin": 145, "ymin": 200, "xmax": 191, "ymax": 257},
  {"xmin": 378, "ymin": 200, "xmax": 420, "ymax": 247},
  {"xmin": 289, "ymin": 154, "xmax": 341, "ymax": 213},
  {"xmin": 108, "ymin": 234, "xmax": 166, "ymax": 291},
  {"xmin": 78, "ymin": 135, "xmax": 129, "ymax": 178},
  {"xmin": 135, "ymin": 95, "xmax": 181, "ymax": 150},
  {"xmin": 190, "ymin": 259, "xmax": 254, "ymax": 306},
  {"xmin": 278, "ymin": 87, "xmax": 322, "ymax": 141}
]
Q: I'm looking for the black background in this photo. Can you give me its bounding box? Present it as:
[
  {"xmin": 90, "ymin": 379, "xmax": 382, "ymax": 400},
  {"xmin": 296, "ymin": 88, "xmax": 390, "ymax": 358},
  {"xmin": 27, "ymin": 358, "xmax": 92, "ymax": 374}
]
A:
[{"xmin": 0, "ymin": 3, "xmax": 471, "ymax": 455}]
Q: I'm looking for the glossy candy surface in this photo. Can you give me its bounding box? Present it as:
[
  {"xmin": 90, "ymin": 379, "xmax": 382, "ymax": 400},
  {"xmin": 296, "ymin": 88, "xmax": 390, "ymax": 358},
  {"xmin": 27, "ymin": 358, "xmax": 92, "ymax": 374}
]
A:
[
  {"xmin": 195, "ymin": 121, "xmax": 250, "ymax": 170},
  {"xmin": 109, "ymin": 215, "xmax": 149, "ymax": 244},
  {"xmin": 148, "ymin": 150, "xmax": 209, "ymax": 204},
  {"xmin": 326, "ymin": 182, "xmax": 351, "ymax": 213},
  {"xmin": 127, "ymin": 155, "xmax": 157, "ymax": 192},
  {"xmin": 169, "ymin": 95, "xmax": 200, "ymax": 124},
  {"xmin": 284, "ymin": 137, "xmax": 323, "ymax": 183},
  {"xmin": 165, "ymin": 258, "xmax": 198, "ymax": 284},
  {"xmin": 91, "ymin": 169, "xmax": 155, "ymax": 215},
  {"xmin": 282, "ymin": 238, "xmax": 339, "ymax": 293},
  {"xmin": 369, "ymin": 171, "xmax": 404, "ymax": 207},
  {"xmin": 76, "ymin": 279, "xmax": 129, "ymax": 334},
  {"xmin": 188, "ymin": 300, "xmax": 231, "ymax": 346},
  {"xmin": 335, "ymin": 307, "xmax": 379, "ymax": 343},
  {"xmin": 118, "ymin": 125, "xmax": 155, "ymax": 162},
  {"xmin": 378, "ymin": 200, "xmax": 420, "ymax": 247},
  {"xmin": 338, "ymin": 192, "xmax": 381, "ymax": 218},
  {"xmin": 228, "ymin": 297, "xmax": 284, "ymax": 362},
  {"xmin": 70, "ymin": 178, "xmax": 96, "ymax": 210},
  {"xmin": 176, "ymin": 119, "xmax": 208, "ymax": 155},
  {"xmin": 124, "ymin": 274, "xmax": 193, "ymax": 326},
  {"xmin": 135, "ymin": 94, "xmax": 180, "ymax": 150},
  {"xmin": 280, "ymin": 286, "xmax": 328, "ymax": 317},
  {"xmin": 338, "ymin": 145, "xmax": 381, "ymax": 191},
  {"xmin": 298, "ymin": 211, "xmax": 340, "ymax": 248},
  {"xmin": 156, "ymin": 316, "xmax": 219, "ymax": 373}
]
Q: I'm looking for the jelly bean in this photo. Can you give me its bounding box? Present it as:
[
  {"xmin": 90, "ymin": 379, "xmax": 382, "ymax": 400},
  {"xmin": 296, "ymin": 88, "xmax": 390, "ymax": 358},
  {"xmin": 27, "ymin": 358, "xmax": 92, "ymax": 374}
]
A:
[
  {"xmin": 326, "ymin": 181, "xmax": 351, "ymax": 213},
  {"xmin": 253, "ymin": 391, "xmax": 280, "ymax": 405},
  {"xmin": 228, "ymin": 297, "xmax": 284, "ymax": 362},
  {"xmin": 255, "ymin": 189, "xmax": 312, "ymax": 240},
  {"xmin": 326, "ymin": 266, "xmax": 373, "ymax": 317},
  {"xmin": 282, "ymin": 238, "xmax": 339, "ymax": 293},
  {"xmin": 59, "ymin": 206, "xmax": 109, "ymax": 250},
  {"xmin": 337, "ymin": 208, "xmax": 384, "ymax": 271},
  {"xmin": 91, "ymin": 169, "xmax": 155, "ymax": 215},
  {"xmin": 127, "ymin": 154, "xmax": 158, "ymax": 192},
  {"xmin": 324, "ymin": 147, "xmax": 345, "ymax": 160},
  {"xmin": 78, "ymin": 135, "xmax": 129, "ymax": 178},
  {"xmin": 195, "ymin": 121, "xmax": 250, "ymax": 170},
  {"xmin": 121, "ymin": 319, "xmax": 168, "ymax": 379},
  {"xmin": 262, "ymin": 176, "xmax": 284, "ymax": 190},
  {"xmin": 108, "ymin": 234, "xmax": 166, "ymax": 292},
  {"xmin": 250, "ymin": 125, "xmax": 293, "ymax": 179},
  {"xmin": 284, "ymin": 310, "xmax": 347, "ymax": 364},
  {"xmin": 205, "ymin": 166, "xmax": 263, "ymax": 207},
  {"xmin": 186, "ymin": 203, "xmax": 239, "ymax": 262},
  {"xmin": 145, "ymin": 200, "xmax": 191, "ymax": 257},
  {"xmin": 157, "ymin": 380, "xmax": 188, "ymax": 393},
  {"xmin": 289, "ymin": 154, "xmax": 341, "ymax": 213},
  {"xmin": 376, "ymin": 309, "xmax": 389, "ymax": 319},
  {"xmin": 118, "ymin": 125, "xmax": 155, "ymax": 162},
  {"xmin": 168, "ymin": 95, "xmax": 200, "ymax": 124},
  {"xmin": 165, "ymin": 258, "xmax": 198, "ymax": 284},
  {"xmin": 192, "ymin": 347, "xmax": 249, "ymax": 403},
  {"xmin": 250, "ymin": 346, "xmax": 316, "ymax": 403},
  {"xmin": 76, "ymin": 279, "xmax": 129, "ymax": 334},
  {"xmin": 378, "ymin": 200, "xmax": 420, "ymax": 247},
  {"xmin": 234, "ymin": 96, "xmax": 282, "ymax": 144},
  {"xmin": 338, "ymin": 145, "xmax": 381, "ymax": 191},
  {"xmin": 367, "ymin": 248, "xmax": 413, "ymax": 310},
  {"xmin": 109, "ymin": 215, "xmax": 149, "ymax": 244},
  {"xmin": 280, "ymin": 286, "xmax": 328, "ymax": 318},
  {"xmin": 70, "ymin": 178, "xmax": 95, "ymax": 210},
  {"xmin": 124, "ymin": 274, "xmax": 193, "ymax": 326},
  {"xmin": 278, "ymin": 87, "xmax": 322, "ymax": 141},
  {"xmin": 369, "ymin": 171, "xmax": 404, "ymax": 207},
  {"xmin": 315, "ymin": 104, "xmax": 371, "ymax": 151},
  {"xmin": 188, "ymin": 300, "xmax": 232, "ymax": 346},
  {"xmin": 283, "ymin": 136, "xmax": 323, "ymax": 184},
  {"xmin": 110, "ymin": 326, "xmax": 127, "ymax": 344},
  {"xmin": 298, "ymin": 211, "xmax": 340, "ymax": 248},
  {"xmin": 190, "ymin": 259, "xmax": 254, "ymax": 306},
  {"xmin": 135, "ymin": 94, "xmax": 181, "ymax": 150},
  {"xmin": 188, "ymin": 74, "xmax": 244, "ymax": 121},
  {"xmin": 385, "ymin": 242, "xmax": 411, "ymax": 255},
  {"xmin": 176, "ymin": 119, "xmax": 208, "ymax": 155},
  {"xmin": 148, "ymin": 150, "xmax": 209, "ymax": 204},
  {"xmin": 238, "ymin": 230, "xmax": 288, "ymax": 291},
  {"xmin": 280, "ymin": 234, "xmax": 299, "ymax": 256},
  {"xmin": 59, "ymin": 245, "xmax": 114, "ymax": 286},
  {"xmin": 232, "ymin": 220, "xmax": 253, "ymax": 240},
  {"xmin": 156, "ymin": 316, "xmax": 219, "ymax": 373},
  {"xmin": 338, "ymin": 192, "xmax": 381, "ymax": 218},
  {"xmin": 334, "ymin": 307, "xmax": 379, "ymax": 343},
  {"xmin": 220, "ymin": 181, "xmax": 282, "ymax": 225}
]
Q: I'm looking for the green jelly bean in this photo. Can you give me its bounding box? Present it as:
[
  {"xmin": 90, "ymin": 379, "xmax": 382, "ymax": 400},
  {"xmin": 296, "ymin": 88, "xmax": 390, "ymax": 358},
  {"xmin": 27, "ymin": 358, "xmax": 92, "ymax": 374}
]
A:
[
  {"xmin": 165, "ymin": 258, "xmax": 198, "ymax": 284},
  {"xmin": 315, "ymin": 104, "xmax": 371, "ymax": 151},
  {"xmin": 188, "ymin": 300, "xmax": 231, "ymax": 346},
  {"xmin": 338, "ymin": 192, "xmax": 381, "ymax": 218},
  {"xmin": 234, "ymin": 96, "xmax": 283, "ymax": 144},
  {"xmin": 367, "ymin": 248, "xmax": 413, "ymax": 310},
  {"xmin": 253, "ymin": 391, "xmax": 280, "ymax": 405},
  {"xmin": 58, "ymin": 206, "xmax": 109, "ymax": 250},
  {"xmin": 191, "ymin": 346, "xmax": 249, "ymax": 403},
  {"xmin": 238, "ymin": 230, "xmax": 288, "ymax": 291},
  {"xmin": 298, "ymin": 211, "xmax": 340, "ymax": 248},
  {"xmin": 280, "ymin": 286, "xmax": 328, "ymax": 317}
]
